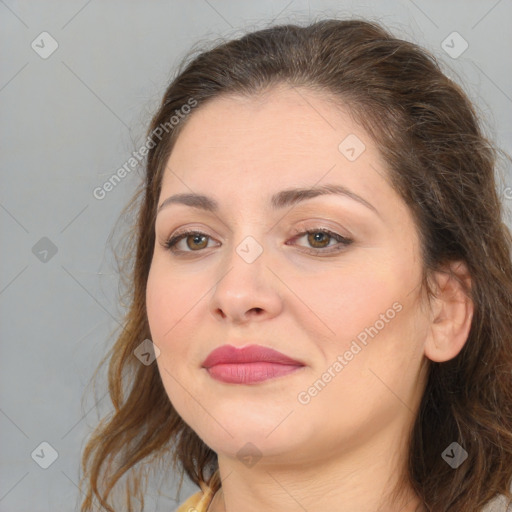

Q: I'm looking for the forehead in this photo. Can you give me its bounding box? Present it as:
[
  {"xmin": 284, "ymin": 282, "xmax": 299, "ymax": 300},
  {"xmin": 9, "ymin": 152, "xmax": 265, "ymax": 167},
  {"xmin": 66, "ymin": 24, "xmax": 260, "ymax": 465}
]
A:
[
  {"xmin": 171, "ymin": 85, "xmax": 370, "ymax": 159},
  {"xmin": 161, "ymin": 84, "xmax": 391, "ymax": 206}
]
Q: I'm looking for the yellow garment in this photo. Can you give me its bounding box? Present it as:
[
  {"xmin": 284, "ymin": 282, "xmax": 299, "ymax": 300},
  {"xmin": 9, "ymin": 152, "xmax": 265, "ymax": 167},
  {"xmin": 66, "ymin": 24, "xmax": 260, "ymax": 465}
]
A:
[
  {"xmin": 176, "ymin": 489, "xmax": 215, "ymax": 512},
  {"xmin": 176, "ymin": 471, "xmax": 219, "ymax": 512}
]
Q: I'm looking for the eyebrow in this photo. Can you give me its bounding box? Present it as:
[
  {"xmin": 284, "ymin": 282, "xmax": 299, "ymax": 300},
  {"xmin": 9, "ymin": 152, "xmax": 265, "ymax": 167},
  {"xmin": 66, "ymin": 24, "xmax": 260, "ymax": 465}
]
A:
[{"xmin": 157, "ymin": 184, "xmax": 379, "ymax": 217}]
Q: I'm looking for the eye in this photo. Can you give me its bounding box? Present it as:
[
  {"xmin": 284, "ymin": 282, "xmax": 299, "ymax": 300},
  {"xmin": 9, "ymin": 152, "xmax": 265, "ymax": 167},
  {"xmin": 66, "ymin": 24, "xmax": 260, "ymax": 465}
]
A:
[
  {"xmin": 162, "ymin": 227, "xmax": 353, "ymax": 256},
  {"xmin": 164, "ymin": 230, "xmax": 219, "ymax": 253},
  {"xmin": 288, "ymin": 228, "xmax": 353, "ymax": 255}
]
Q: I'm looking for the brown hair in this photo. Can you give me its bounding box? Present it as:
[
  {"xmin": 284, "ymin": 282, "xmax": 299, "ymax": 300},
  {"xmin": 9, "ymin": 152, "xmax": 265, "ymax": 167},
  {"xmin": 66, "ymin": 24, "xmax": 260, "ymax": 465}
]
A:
[{"xmin": 80, "ymin": 18, "xmax": 512, "ymax": 512}]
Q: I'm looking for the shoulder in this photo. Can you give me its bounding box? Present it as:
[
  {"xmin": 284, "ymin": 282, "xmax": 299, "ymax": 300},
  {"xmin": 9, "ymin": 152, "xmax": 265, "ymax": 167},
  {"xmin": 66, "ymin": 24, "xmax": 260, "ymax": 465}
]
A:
[
  {"xmin": 175, "ymin": 470, "xmax": 221, "ymax": 512},
  {"xmin": 176, "ymin": 488, "xmax": 215, "ymax": 512},
  {"xmin": 481, "ymin": 492, "xmax": 512, "ymax": 512}
]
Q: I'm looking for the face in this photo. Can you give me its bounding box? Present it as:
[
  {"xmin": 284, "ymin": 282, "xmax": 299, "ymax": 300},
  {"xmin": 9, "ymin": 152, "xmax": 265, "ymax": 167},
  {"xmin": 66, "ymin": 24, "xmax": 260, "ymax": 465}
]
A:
[{"xmin": 146, "ymin": 84, "xmax": 430, "ymax": 467}]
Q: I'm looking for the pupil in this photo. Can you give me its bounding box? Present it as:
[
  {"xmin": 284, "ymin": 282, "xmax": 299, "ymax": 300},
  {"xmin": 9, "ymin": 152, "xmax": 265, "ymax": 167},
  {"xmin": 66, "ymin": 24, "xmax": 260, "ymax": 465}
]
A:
[
  {"xmin": 309, "ymin": 232, "xmax": 329, "ymax": 248},
  {"xmin": 189, "ymin": 234, "xmax": 207, "ymax": 249}
]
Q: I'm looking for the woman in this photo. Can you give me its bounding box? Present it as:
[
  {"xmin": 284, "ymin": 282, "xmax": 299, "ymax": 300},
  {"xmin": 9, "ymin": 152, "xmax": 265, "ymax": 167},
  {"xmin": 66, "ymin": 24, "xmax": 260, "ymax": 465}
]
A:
[{"xmin": 80, "ymin": 18, "xmax": 512, "ymax": 512}]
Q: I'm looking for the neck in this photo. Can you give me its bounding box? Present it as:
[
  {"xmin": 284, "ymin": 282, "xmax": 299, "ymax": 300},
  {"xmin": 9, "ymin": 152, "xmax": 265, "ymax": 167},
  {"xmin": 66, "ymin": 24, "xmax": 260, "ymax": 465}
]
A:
[{"xmin": 207, "ymin": 420, "xmax": 424, "ymax": 512}]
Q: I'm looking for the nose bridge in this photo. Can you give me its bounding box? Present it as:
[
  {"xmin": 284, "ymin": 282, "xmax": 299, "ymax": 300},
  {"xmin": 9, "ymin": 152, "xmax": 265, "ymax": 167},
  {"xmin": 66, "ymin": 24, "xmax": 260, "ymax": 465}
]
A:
[
  {"xmin": 218, "ymin": 230, "xmax": 267, "ymax": 297},
  {"xmin": 222, "ymin": 209, "xmax": 270, "ymax": 276},
  {"xmin": 208, "ymin": 228, "xmax": 282, "ymax": 322}
]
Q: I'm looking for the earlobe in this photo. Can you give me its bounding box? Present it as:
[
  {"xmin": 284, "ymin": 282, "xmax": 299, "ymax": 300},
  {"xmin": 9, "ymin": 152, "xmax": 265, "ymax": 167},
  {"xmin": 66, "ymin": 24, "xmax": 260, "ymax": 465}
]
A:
[{"xmin": 424, "ymin": 261, "xmax": 474, "ymax": 363}]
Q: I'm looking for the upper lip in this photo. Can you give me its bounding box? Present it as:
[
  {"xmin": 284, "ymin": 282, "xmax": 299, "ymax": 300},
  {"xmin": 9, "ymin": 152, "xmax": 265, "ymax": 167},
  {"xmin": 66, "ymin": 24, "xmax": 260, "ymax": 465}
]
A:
[{"xmin": 202, "ymin": 344, "xmax": 304, "ymax": 368}]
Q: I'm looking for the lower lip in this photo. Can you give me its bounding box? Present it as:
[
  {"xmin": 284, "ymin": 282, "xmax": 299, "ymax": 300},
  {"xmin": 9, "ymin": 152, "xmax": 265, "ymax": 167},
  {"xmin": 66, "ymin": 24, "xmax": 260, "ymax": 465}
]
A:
[{"xmin": 206, "ymin": 362, "xmax": 304, "ymax": 384}]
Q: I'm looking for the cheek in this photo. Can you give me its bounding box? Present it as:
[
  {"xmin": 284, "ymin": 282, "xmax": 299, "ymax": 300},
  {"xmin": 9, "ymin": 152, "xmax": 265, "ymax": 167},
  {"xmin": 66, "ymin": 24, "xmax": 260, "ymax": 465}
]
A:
[
  {"xmin": 287, "ymin": 259, "xmax": 406, "ymax": 343},
  {"xmin": 146, "ymin": 266, "xmax": 197, "ymax": 410},
  {"xmin": 146, "ymin": 268, "xmax": 171, "ymax": 343},
  {"xmin": 288, "ymin": 247, "xmax": 424, "ymax": 380},
  {"xmin": 146, "ymin": 260, "xmax": 208, "ymax": 344}
]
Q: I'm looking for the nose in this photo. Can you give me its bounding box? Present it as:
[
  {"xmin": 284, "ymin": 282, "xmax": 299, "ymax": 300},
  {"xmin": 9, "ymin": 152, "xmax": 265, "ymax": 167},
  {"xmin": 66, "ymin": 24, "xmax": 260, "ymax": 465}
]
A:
[{"xmin": 208, "ymin": 237, "xmax": 283, "ymax": 325}]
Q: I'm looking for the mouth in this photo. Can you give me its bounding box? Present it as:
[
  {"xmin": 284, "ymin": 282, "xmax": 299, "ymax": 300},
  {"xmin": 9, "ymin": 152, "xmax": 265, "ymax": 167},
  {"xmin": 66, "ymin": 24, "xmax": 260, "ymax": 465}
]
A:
[
  {"xmin": 202, "ymin": 344, "xmax": 305, "ymax": 384},
  {"xmin": 205, "ymin": 361, "xmax": 304, "ymax": 384}
]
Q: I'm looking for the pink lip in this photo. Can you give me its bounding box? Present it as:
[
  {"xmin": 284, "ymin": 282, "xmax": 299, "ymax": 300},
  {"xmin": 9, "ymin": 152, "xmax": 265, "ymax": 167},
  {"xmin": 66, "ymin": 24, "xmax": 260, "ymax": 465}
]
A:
[
  {"xmin": 202, "ymin": 344, "xmax": 305, "ymax": 384},
  {"xmin": 202, "ymin": 344, "xmax": 303, "ymax": 367}
]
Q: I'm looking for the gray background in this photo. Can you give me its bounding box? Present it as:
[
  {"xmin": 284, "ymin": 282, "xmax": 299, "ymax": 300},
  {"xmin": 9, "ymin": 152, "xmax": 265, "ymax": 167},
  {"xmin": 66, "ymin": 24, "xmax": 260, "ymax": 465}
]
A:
[{"xmin": 1, "ymin": 1, "xmax": 511, "ymax": 511}]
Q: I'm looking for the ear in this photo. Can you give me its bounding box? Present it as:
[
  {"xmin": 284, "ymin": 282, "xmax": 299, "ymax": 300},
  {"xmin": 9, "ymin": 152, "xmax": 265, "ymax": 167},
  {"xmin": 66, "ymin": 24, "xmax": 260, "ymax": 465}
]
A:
[{"xmin": 424, "ymin": 261, "xmax": 474, "ymax": 363}]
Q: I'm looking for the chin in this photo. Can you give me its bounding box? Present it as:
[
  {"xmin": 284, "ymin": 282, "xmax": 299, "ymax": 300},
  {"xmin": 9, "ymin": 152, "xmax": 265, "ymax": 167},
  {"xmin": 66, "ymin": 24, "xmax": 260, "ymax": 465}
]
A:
[{"xmin": 199, "ymin": 418, "xmax": 304, "ymax": 457}]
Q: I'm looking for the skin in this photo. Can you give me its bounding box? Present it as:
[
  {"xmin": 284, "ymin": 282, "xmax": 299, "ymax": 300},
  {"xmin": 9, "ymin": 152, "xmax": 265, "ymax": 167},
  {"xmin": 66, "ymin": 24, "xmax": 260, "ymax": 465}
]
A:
[{"xmin": 146, "ymin": 83, "xmax": 474, "ymax": 512}]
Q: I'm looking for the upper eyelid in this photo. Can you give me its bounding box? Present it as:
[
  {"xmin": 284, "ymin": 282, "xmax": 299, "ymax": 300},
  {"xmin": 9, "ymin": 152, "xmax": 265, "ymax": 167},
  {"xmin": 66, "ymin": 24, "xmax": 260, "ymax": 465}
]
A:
[
  {"xmin": 168, "ymin": 226, "xmax": 345, "ymax": 240},
  {"xmin": 165, "ymin": 218, "xmax": 351, "ymax": 237}
]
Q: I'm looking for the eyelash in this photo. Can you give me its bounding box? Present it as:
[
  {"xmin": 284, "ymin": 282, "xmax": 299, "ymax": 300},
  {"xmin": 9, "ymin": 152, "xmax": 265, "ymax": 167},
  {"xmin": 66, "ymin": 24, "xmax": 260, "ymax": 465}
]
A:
[{"xmin": 163, "ymin": 228, "xmax": 353, "ymax": 256}]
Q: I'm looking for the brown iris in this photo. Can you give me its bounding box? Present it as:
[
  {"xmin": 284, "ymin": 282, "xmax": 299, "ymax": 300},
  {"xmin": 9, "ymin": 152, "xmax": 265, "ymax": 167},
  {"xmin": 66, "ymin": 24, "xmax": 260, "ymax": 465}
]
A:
[
  {"xmin": 307, "ymin": 231, "xmax": 331, "ymax": 248},
  {"xmin": 186, "ymin": 233, "xmax": 209, "ymax": 250}
]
